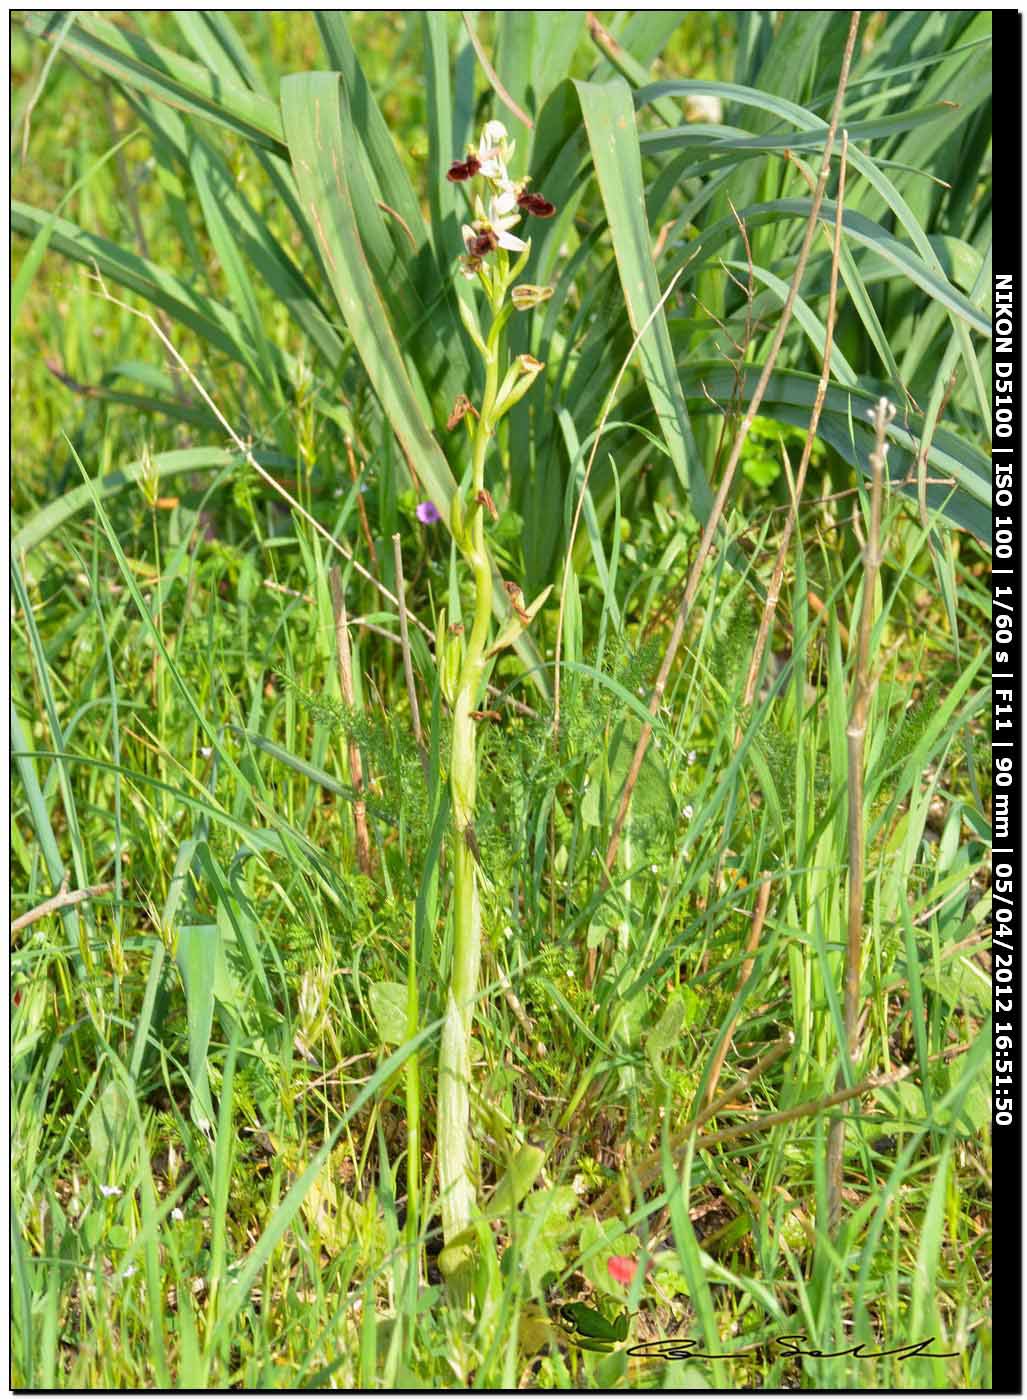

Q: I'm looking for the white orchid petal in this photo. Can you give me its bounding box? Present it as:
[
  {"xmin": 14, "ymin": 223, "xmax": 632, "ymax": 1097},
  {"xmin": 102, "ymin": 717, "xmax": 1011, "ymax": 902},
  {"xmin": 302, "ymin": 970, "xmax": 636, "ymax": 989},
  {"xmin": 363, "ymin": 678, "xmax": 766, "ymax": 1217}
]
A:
[
  {"xmin": 496, "ymin": 229, "xmax": 527, "ymax": 252},
  {"xmin": 480, "ymin": 120, "xmax": 508, "ymax": 150}
]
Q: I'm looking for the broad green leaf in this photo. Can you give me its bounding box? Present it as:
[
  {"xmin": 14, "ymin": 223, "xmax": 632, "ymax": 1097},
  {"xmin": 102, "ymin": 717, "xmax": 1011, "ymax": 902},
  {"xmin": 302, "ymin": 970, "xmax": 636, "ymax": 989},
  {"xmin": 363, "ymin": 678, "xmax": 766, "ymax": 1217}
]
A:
[
  {"xmin": 660, "ymin": 362, "xmax": 990, "ymax": 541},
  {"xmin": 368, "ymin": 981, "xmax": 409, "ymax": 1047},
  {"xmin": 87, "ymin": 1078, "xmax": 134, "ymax": 1177},
  {"xmin": 175, "ymin": 924, "xmax": 219, "ymax": 1126},
  {"xmin": 281, "ymin": 71, "xmax": 548, "ymax": 694},
  {"xmin": 575, "ymin": 78, "xmax": 715, "ymax": 526},
  {"xmin": 282, "ymin": 72, "xmax": 458, "ymax": 536},
  {"xmin": 485, "ymin": 1144, "xmax": 546, "ymax": 1219},
  {"xmin": 20, "ymin": 11, "xmax": 285, "ymax": 153}
]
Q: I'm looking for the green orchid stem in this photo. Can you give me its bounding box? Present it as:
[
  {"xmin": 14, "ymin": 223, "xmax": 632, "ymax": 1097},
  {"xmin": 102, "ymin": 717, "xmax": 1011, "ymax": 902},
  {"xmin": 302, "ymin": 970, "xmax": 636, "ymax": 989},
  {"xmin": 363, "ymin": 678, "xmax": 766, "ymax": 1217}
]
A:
[{"xmin": 437, "ymin": 300, "xmax": 501, "ymax": 1299}]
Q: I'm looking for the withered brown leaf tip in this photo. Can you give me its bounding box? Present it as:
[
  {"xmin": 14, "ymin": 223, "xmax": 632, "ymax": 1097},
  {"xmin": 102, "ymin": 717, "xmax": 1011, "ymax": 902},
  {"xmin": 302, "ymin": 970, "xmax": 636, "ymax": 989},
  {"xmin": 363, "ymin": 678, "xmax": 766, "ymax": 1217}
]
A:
[
  {"xmin": 447, "ymin": 395, "xmax": 478, "ymax": 430},
  {"xmin": 503, "ymin": 581, "xmax": 531, "ymax": 623}
]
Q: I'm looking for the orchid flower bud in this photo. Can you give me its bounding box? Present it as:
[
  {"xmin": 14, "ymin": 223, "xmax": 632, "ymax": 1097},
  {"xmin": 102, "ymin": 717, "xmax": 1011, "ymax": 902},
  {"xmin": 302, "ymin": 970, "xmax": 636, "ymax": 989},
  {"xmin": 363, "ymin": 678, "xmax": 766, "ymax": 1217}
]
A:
[{"xmin": 511, "ymin": 284, "xmax": 554, "ymax": 310}]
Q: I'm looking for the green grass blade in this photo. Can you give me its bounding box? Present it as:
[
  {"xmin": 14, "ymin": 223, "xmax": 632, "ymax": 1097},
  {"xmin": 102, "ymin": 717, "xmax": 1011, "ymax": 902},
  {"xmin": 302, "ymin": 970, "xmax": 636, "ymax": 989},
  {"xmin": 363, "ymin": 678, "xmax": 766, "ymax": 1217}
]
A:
[
  {"xmin": 11, "ymin": 200, "xmax": 288, "ymax": 376},
  {"xmin": 13, "ymin": 447, "xmax": 287, "ymax": 555},
  {"xmin": 207, "ymin": 1017, "xmax": 445, "ymax": 1353},
  {"xmin": 12, "ymin": 128, "xmax": 139, "ymax": 325},
  {"xmin": 20, "ymin": 11, "xmax": 285, "ymax": 153},
  {"xmin": 575, "ymin": 77, "xmax": 715, "ymax": 524},
  {"xmin": 281, "ymin": 73, "xmax": 455, "ymax": 519}
]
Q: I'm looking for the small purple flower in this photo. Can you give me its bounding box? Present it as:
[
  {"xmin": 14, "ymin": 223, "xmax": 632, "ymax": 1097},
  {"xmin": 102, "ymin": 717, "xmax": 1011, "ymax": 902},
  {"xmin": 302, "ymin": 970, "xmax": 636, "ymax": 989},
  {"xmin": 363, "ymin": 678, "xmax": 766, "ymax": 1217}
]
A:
[{"xmin": 417, "ymin": 500, "xmax": 441, "ymax": 525}]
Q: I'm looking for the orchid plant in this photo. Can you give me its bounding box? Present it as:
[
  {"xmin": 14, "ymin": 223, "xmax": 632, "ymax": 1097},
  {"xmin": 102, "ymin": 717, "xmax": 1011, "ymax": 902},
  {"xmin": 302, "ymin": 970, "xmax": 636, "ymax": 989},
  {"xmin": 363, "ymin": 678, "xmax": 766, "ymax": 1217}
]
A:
[{"xmin": 434, "ymin": 120, "xmax": 555, "ymax": 1292}]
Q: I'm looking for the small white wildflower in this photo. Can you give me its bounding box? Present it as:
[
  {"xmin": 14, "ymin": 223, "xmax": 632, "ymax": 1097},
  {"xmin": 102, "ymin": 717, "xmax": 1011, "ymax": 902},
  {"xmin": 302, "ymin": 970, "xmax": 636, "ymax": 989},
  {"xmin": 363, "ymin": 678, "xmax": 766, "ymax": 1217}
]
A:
[
  {"xmin": 687, "ymin": 750, "xmax": 696, "ymax": 766},
  {"xmin": 171, "ymin": 1207, "xmax": 184, "ymax": 1222},
  {"xmin": 650, "ymin": 864, "xmax": 658, "ymax": 874},
  {"xmin": 120, "ymin": 1263, "xmax": 138, "ymax": 1281},
  {"xmin": 200, "ymin": 746, "xmax": 212, "ymax": 758},
  {"xmin": 683, "ymin": 805, "xmax": 694, "ymax": 821},
  {"xmin": 99, "ymin": 1184, "xmax": 123, "ymax": 1199}
]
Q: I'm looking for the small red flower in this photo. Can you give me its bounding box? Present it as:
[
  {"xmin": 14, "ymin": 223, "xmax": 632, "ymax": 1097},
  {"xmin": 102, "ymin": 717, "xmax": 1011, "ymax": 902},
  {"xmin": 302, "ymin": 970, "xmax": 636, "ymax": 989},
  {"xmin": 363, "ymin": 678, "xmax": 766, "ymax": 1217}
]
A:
[
  {"xmin": 517, "ymin": 191, "xmax": 556, "ymax": 219},
  {"xmin": 447, "ymin": 155, "xmax": 481, "ymax": 182},
  {"xmin": 607, "ymin": 1255, "xmax": 639, "ymax": 1286}
]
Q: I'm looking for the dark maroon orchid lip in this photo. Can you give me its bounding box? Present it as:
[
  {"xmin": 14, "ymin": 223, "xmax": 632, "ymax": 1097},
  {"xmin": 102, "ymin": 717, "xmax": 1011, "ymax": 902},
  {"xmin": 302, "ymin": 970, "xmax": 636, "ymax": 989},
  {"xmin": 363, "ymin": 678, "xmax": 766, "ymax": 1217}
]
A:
[
  {"xmin": 446, "ymin": 155, "xmax": 481, "ymax": 182},
  {"xmin": 467, "ymin": 228, "xmax": 500, "ymax": 257},
  {"xmin": 517, "ymin": 191, "xmax": 556, "ymax": 218}
]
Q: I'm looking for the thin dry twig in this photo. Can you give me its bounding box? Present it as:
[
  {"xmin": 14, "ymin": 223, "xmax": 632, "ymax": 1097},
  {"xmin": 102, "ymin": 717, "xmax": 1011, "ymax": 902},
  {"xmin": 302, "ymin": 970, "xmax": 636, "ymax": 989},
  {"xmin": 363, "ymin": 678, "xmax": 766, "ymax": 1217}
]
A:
[
  {"xmin": 826, "ymin": 392, "xmax": 894, "ymax": 1229},
  {"xmin": 697, "ymin": 1037, "xmax": 969, "ymax": 1154},
  {"xmin": 12, "ymin": 879, "xmax": 114, "ymax": 940},
  {"xmin": 742, "ymin": 130, "xmax": 851, "ymax": 707},
  {"xmin": 392, "ymin": 532, "xmax": 429, "ymax": 781},
  {"xmin": 461, "ymin": 13, "xmax": 534, "ymax": 130},
  {"xmin": 602, "ymin": 13, "xmax": 862, "ymax": 882},
  {"xmin": 330, "ymin": 567, "xmax": 372, "ymax": 876},
  {"xmin": 590, "ymin": 1033, "xmax": 794, "ymax": 1216},
  {"xmin": 703, "ymin": 875, "xmax": 773, "ymax": 1108},
  {"xmin": 593, "ymin": 1034, "xmax": 971, "ymax": 1217}
]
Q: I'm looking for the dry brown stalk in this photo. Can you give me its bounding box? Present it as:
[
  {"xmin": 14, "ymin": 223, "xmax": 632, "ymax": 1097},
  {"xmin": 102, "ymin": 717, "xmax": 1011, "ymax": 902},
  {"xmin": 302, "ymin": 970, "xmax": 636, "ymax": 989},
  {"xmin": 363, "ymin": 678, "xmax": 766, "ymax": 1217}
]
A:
[
  {"xmin": 329, "ymin": 566, "xmax": 372, "ymax": 877},
  {"xmin": 592, "ymin": 1034, "xmax": 970, "ymax": 1219},
  {"xmin": 462, "ymin": 14, "xmax": 534, "ymax": 130},
  {"xmin": 602, "ymin": 14, "xmax": 861, "ymax": 883},
  {"xmin": 494, "ymin": 960, "xmax": 547, "ymax": 1059},
  {"xmin": 590, "ymin": 1033, "xmax": 794, "ymax": 1216},
  {"xmin": 742, "ymin": 130, "xmax": 851, "ymax": 708},
  {"xmin": 825, "ymin": 394, "xmax": 895, "ymax": 1230},
  {"xmin": 703, "ymin": 874, "xmax": 773, "ymax": 1108},
  {"xmin": 11, "ymin": 879, "xmax": 114, "ymax": 941},
  {"xmin": 696, "ymin": 1038, "xmax": 966, "ymax": 1154}
]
